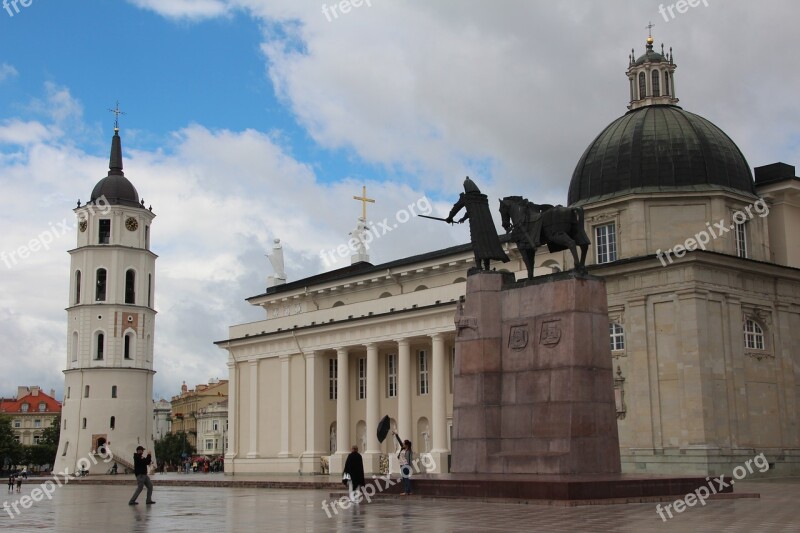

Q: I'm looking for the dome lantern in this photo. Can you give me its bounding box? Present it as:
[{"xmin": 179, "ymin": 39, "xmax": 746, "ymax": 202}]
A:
[{"xmin": 627, "ymin": 34, "xmax": 679, "ymax": 110}]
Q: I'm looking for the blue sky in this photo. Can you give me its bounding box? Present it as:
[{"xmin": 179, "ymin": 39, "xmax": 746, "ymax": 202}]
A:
[{"xmin": 0, "ymin": 0, "xmax": 798, "ymax": 401}]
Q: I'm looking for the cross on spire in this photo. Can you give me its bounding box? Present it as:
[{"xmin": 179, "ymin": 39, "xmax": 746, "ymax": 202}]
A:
[
  {"xmin": 646, "ymin": 21, "xmax": 655, "ymax": 38},
  {"xmin": 108, "ymin": 101, "xmax": 126, "ymax": 132},
  {"xmin": 353, "ymin": 185, "xmax": 375, "ymax": 220}
]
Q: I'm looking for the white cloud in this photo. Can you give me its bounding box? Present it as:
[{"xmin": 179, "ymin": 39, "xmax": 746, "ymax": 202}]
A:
[
  {"xmin": 126, "ymin": 0, "xmax": 232, "ymax": 20},
  {"xmin": 0, "ymin": 63, "xmax": 18, "ymax": 83}
]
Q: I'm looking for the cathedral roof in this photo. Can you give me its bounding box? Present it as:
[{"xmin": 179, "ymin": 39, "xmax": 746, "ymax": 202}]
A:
[{"xmin": 89, "ymin": 129, "xmax": 141, "ymax": 208}]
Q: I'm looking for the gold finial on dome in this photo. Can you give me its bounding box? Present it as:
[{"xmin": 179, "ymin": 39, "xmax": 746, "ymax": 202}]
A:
[{"xmin": 646, "ymin": 21, "xmax": 655, "ymax": 45}]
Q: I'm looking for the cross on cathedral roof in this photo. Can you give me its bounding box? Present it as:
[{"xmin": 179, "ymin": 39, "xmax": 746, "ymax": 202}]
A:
[{"xmin": 353, "ymin": 185, "xmax": 375, "ymax": 220}]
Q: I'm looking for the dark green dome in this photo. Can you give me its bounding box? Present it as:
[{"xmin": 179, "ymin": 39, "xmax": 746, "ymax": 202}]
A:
[
  {"xmin": 568, "ymin": 105, "xmax": 755, "ymax": 205},
  {"xmin": 89, "ymin": 130, "xmax": 141, "ymax": 208}
]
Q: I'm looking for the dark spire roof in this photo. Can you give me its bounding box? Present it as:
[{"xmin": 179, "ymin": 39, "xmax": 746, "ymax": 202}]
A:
[{"xmin": 89, "ymin": 129, "xmax": 140, "ymax": 207}]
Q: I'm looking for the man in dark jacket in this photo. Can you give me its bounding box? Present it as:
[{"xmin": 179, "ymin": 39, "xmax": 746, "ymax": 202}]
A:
[
  {"xmin": 128, "ymin": 446, "xmax": 155, "ymax": 505},
  {"xmin": 446, "ymin": 177, "xmax": 509, "ymax": 271},
  {"xmin": 342, "ymin": 446, "xmax": 365, "ymax": 503}
]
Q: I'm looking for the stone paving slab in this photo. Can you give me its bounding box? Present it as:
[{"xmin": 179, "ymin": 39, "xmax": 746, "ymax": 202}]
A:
[{"xmin": 2, "ymin": 475, "xmax": 800, "ymax": 532}]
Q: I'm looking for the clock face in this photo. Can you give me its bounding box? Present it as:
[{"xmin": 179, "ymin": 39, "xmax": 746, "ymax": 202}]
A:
[
  {"xmin": 125, "ymin": 217, "xmax": 139, "ymax": 231},
  {"xmin": 79, "ymin": 220, "xmax": 88, "ymax": 232}
]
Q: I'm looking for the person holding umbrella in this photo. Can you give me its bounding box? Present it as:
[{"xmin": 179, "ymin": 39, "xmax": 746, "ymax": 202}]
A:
[
  {"xmin": 342, "ymin": 445, "xmax": 365, "ymax": 503},
  {"xmin": 392, "ymin": 430, "xmax": 413, "ymax": 495}
]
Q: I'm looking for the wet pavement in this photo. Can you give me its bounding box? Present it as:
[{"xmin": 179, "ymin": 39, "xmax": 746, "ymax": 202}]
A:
[{"xmin": 2, "ymin": 475, "xmax": 800, "ymax": 532}]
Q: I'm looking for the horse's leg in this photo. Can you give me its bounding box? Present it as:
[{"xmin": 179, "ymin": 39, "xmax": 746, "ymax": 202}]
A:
[
  {"xmin": 526, "ymin": 248, "xmax": 536, "ymax": 279},
  {"xmin": 483, "ymin": 259, "xmax": 490, "ymax": 271},
  {"xmin": 474, "ymin": 252, "xmax": 482, "ymax": 270},
  {"xmin": 578, "ymin": 244, "xmax": 589, "ymax": 269}
]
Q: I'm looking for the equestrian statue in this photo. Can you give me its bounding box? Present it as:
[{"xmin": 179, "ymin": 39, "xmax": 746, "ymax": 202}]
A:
[{"xmin": 498, "ymin": 196, "xmax": 590, "ymax": 279}]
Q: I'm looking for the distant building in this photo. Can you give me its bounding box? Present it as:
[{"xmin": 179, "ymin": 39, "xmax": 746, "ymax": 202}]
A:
[
  {"xmin": 170, "ymin": 379, "xmax": 228, "ymax": 448},
  {"xmin": 196, "ymin": 400, "xmax": 228, "ymax": 456},
  {"xmin": 0, "ymin": 386, "xmax": 61, "ymax": 445},
  {"xmin": 153, "ymin": 399, "xmax": 172, "ymax": 441}
]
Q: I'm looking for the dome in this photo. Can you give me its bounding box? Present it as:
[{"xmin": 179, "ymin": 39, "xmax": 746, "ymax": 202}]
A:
[
  {"xmin": 89, "ymin": 129, "xmax": 141, "ymax": 208},
  {"xmin": 90, "ymin": 175, "xmax": 140, "ymax": 207},
  {"xmin": 568, "ymin": 105, "xmax": 756, "ymax": 205}
]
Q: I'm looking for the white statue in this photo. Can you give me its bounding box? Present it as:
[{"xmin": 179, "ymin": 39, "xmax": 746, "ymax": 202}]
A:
[
  {"xmin": 267, "ymin": 238, "xmax": 287, "ymax": 287},
  {"xmin": 349, "ymin": 217, "xmax": 370, "ymax": 264}
]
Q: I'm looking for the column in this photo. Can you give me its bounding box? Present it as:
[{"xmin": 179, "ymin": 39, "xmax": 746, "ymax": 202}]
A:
[
  {"xmin": 335, "ymin": 347, "xmax": 350, "ymax": 455},
  {"xmin": 246, "ymin": 360, "xmax": 259, "ymax": 458},
  {"xmin": 429, "ymin": 333, "xmax": 448, "ymax": 472},
  {"xmin": 304, "ymin": 351, "xmax": 325, "ymax": 457},
  {"xmin": 278, "ymin": 354, "xmax": 291, "ymax": 457},
  {"xmin": 224, "ymin": 361, "xmax": 236, "ymax": 465},
  {"xmin": 365, "ymin": 343, "xmax": 380, "ymax": 452},
  {"xmin": 363, "ymin": 343, "xmax": 381, "ymax": 474},
  {"xmin": 397, "ymin": 339, "xmax": 412, "ymax": 444}
]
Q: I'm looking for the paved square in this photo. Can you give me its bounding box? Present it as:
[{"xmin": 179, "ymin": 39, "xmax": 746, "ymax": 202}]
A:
[{"xmin": 2, "ymin": 477, "xmax": 800, "ymax": 532}]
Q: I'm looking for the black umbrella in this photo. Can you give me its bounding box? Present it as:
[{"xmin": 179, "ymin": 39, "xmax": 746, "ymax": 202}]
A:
[{"xmin": 377, "ymin": 415, "xmax": 391, "ymax": 443}]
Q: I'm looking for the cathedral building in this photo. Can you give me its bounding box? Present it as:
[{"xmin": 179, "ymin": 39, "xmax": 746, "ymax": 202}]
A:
[
  {"xmin": 54, "ymin": 124, "xmax": 158, "ymax": 474},
  {"xmin": 218, "ymin": 35, "xmax": 800, "ymax": 476}
]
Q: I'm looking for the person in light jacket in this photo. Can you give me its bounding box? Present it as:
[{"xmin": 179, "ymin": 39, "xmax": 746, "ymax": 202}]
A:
[{"xmin": 392, "ymin": 430, "xmax": 413, "ymax": 495}]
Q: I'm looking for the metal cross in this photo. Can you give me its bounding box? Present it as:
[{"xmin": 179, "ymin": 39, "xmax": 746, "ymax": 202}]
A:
[
  {"xmin": 646, "ymin": 21, "xmax": 655, "ymax": 37},
  {"xmin": 353, "ymin": 185, "xmax": 375, "ymax": 220},
  {"xmin": 108, "ymin": 101, "xmax": 126, "ymax": 131}
]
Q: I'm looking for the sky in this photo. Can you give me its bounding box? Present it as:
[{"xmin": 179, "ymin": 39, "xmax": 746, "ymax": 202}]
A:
[{"xmin": 0, "ymin": 0, "xmax": 797, "ymax": 402}]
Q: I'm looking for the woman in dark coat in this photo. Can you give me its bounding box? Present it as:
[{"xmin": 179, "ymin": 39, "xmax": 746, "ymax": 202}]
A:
[{"xmin": 343, "ymin": 445, "xmax": 365, "ymax": 502}]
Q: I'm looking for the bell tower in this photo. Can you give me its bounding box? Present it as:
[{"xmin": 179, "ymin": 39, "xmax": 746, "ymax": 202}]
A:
[{"xmin": 54, "ymin": 115, "xmax": 158, "ymax": 475}]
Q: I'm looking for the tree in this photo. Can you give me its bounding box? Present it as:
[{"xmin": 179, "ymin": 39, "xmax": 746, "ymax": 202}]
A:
[
  {"xmin": 154, "ymin": 432, "xmax": 195, "ymax": 466},
  {"xmin": 0, "ymin": 415, "xmax": 23, "ymax": 472}
]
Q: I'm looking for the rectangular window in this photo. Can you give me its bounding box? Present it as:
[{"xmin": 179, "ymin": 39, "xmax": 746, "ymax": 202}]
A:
[
  {"xmin": 358, "ymin": 358, "xmax": 367, "ymax": 400},
  {"xmin": 111, "ymin": 385, "xmax": 117, "ymax": 398},
  {"xmin": 213, "ymin": 420, "xmax": 219, "ymax": 431},
  {"xmin": 595, "ymin": 223, "xmax": 617, "ymax": 264},
  {"xmin": 735, "ymin": 221, "xmax": 748, "ymax": 258},
  {"xmin": 610, "ymin": 323, "xmax": 625, "ymax": 351},
  {"xmin": 33, "ymin": 435, "xmax": 40, "ymax": 444},
  {"xmin": 34, "ymin": 419, "xmax": 42, "ymax": 428},
  {"xmin": 386, "ymin": 354, "xmax": 397, "ymax": 398},
  {"xmin": 418, "ymin": 350, "xmax": 429, "ymax": 395},
  {"xmin": 206, "ymin": 439, "xmax": 214, "ymax": 450},
  {"xmin": 98, "ymin": 219, "xmax": 111, "ymax": 244},
  {"xmin": 329, "ymin": 358, "xmax": 338, "ymax": 400},
  {"xmin": 13, "ymin": 419, "xmax": 20, "ymax": 428}
]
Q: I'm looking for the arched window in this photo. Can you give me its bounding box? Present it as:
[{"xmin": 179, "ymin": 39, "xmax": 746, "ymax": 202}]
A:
[
  {"xmin": 652, "ymin": 70, "xmax": 661, "ymax": 97},
  {"xmin": 664, "ymin": 72, "xmax": 671, "ymax": 96},
  {"xmin": 96, "ymin": 268, "xmax": 107, "ymax": 301},
  {"xmin": 84, "ymin": 385, "xmax": 90, "ymax": 398},
  {"xmin": 125, "ymin": 269, "xmax": 136, "ymax": 304},
  {"xmin": 74, "ymin": 271, "xmax": 81, "ymax": 304},
  {"xmin": 744, "ymin": 319, "xmax": 765, "ymax": 350},
  {"xmin": 332, "ymin": 301, "xmax": 345, "ymax": 308},
  {"xmin": 147, "ymin": 274, "xmax": 152, "ymax": 307},
  {"xmin": 379, "ymin": 292, "xmax": 393, "ymax": 299},
  {"xmin": 96, "ymin": 333, "xmax": 104, "ymax": 360},
  {"xmin": 609, "ymin": 322, "xmax": 625, "ymax": 351},
  {"xmin": 124, "ymin": 333, "xmax": 132, "ymax": 359},
  {"xmin": 111, "ymin": 385, "xmax": 117, "ymax": 398},
  {"xmin": 38, "ymin": 402, "xmax": 46, "ymax": 412},
  {"xmin": 638, "ymin": 72, "xmax": 647, "ymax": 99},
  {"xmin": 414, "ymin": 285, "xmax": 428, "ymax": 292},
  {"xmin": 82, "ymin": 418, "xmax": 87, "ymax": 429},
  {"xmin": 110, "ymin": 416, "xmax": 115, "ymax": 430}
]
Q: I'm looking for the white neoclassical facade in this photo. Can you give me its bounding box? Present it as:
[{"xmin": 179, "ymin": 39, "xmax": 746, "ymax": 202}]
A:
[
  {"xmin": 218, "ymin": 35, "xmax": 800, "ymax": 477},
  {"xmin": 54, "ymin": 126, "xmax": 158, "ymax": 474}
]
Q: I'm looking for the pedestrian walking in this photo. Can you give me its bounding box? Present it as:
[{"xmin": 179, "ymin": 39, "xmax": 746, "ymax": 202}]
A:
[
  {"xmin": 128, "ymin": 446, "xmax": 155, "ymax": 505},
  {"xmin": 7, "ymin": 474, "xmax": 14, "ymax": 493},
  {"xmin": 342, "ymin": 445, "xmax": 365, "ymax": 503},
  {"xmin": 15, "ymin": 475, "xmax": 22, "ymax": 493}
]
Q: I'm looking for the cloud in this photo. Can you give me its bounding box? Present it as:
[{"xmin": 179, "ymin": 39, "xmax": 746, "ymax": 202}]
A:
[
  {"xmin": 126, "ymin": 0, "xmax": 232, "ymax": 20},
  {"xmin": 0, "ymin": 63, "xmax": 18, "ymax": 83}
]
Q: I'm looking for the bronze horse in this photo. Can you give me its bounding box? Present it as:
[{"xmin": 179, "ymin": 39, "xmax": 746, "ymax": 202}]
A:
[{"xmin": 499, "ymin": 196, "xmax": 590, "ymax": 279}]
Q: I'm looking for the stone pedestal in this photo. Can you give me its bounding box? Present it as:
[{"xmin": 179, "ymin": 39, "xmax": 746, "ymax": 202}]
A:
[{"xmin": 451, "ymin": 271, "xmax": 621, "ymax": 475}]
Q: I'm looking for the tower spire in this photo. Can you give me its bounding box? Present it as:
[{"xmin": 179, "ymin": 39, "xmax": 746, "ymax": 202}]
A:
[{"xmin": 107, "ymin": 102, "xmax": 125, "ymax": 176}]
